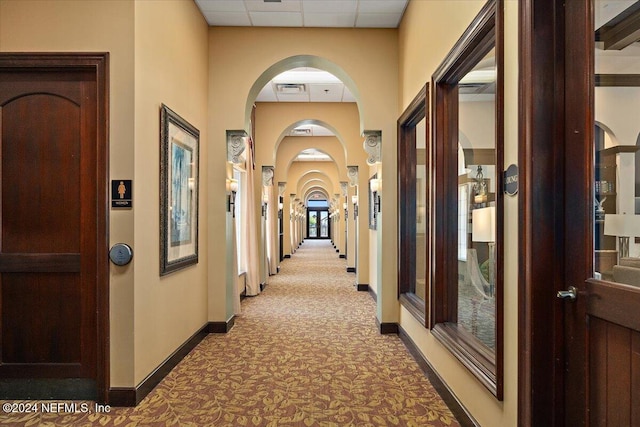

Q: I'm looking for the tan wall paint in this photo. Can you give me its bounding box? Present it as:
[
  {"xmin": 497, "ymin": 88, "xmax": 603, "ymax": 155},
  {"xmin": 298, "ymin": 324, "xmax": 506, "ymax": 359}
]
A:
[
  {"xmin": 0, "ymin": 0, "xmax": 136, "ymax": 388},
  {"xmin": 0, "ymin": 0, "xmax": 209, "ymax": 389},
  {"xmin": 133, "ymin": 0, "xmax": 209, "ymax": 385},
  {"xmin": 398, "ymin": 0, "xmax": 519, "ymax": 425}
]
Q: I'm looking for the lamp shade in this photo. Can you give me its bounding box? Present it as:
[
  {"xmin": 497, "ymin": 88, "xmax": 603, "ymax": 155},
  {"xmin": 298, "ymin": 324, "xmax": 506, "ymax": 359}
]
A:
[
  {"xmin": 604, "ymin": 214, "xmax": 640, "ymax": 237},
  {"xmin": 472, "ymin": 206, "xmax": 496, "ymax": 242}
]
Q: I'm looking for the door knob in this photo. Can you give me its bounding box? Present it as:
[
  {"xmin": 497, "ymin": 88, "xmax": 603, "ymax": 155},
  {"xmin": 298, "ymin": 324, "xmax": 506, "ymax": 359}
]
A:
[{"xmin": 557, "ymin": 286, "xmax": 577, "ymax": 301}]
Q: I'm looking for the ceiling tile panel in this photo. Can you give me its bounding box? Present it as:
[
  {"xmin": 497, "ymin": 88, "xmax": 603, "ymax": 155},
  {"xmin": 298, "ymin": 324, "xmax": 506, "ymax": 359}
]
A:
[
  {"xmin": 244, "ymin": 0, "xmax": 302, "ymax": 12},
  {"xmin": 304, "ymin": 13, "xmax": 357, "ymax": 28},
  {"xmin": 357, "ymin": 0, "xmax": 408, "ymax": 15},
  {"xmin": 250, "ymin": 11, "xmax": 304, "ymax": 26},
  {"xmin": 309, "ymin": 83, "xmax": 345, "ymax": 102},
  {"xmin": 195, "ymin": 0, "xmax": 248, "ymax": 12},
  {"xmin": 355, "ymin": 13, "xmax": 403, "ymax": 28},
  {"xmin": 275, "ymin": 92, "xmax": 310, "ymax": 102},
  {"xmin": 302, "ymin": 0, "xmax": 357, "ymax": 14},
  {"xmin": 204, "ymin": 11, "xmax": 252, "ymax": 26}
]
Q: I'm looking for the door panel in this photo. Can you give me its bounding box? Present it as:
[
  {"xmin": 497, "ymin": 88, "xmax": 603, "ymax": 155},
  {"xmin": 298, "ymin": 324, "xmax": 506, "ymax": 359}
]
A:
[{"xmin": 0, "ymin": 56, "xmax": 107, "ymax": 400}]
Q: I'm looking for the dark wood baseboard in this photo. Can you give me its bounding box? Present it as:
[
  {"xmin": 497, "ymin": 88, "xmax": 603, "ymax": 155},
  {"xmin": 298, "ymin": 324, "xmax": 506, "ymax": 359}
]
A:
[
  {"xmin": 336, "ymin": 249, "xmax": 339, "ymax": 253},
  {"xmin": 346, "ymin": 266, "xmax": 356, "ymax": 273},
  {"xmin": 339, "ymin": 254, "xmax": 346, "ymax": 258},
  {"xmin": 260, "ymin": 282, "xmax": 267, "ymax": 291},
  {"xmin": 398, "ymin": 326, "xmax": 478, "ymax": 427},
  {"xmin": 284, "ymin": 254, "xmax": 291, "ymax": 259},
  {"xmin": 368, "ymin": 286, "xmax": 377, "ymax": 302},
  {"xmin": 109, "ymin": 322, "xmax": 211, "ymax": 407},
  {"xmin": 376, "ymin": 319, "xmax": 399, "ymax": 335},
  {"xmin": 357, "ymin": 284, "xmax": 369, "ymax": 292},
  {"xmin": 208, "ymin": 317, "xmax": 235, "ymax": 333}
]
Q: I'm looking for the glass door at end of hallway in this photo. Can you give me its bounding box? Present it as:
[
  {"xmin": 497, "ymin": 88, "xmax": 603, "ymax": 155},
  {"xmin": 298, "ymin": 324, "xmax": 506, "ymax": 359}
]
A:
[{"xmin": 307, "ymin": 209, "xmax": 330, "ymax": 239}]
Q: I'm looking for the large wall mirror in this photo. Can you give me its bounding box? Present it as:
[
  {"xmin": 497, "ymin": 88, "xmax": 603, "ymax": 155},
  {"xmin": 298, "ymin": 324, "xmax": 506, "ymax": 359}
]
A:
[
  {"xmin": 398, "ymin": 85, "xmax": 429, "ymax": 325},
  {"xmin": 431, "ymin": 0, "xmax": 503, "ymax": 399}
]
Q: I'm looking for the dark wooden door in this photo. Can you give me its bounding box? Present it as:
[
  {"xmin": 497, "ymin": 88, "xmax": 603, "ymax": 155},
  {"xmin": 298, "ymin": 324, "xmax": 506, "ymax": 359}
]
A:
[
  {"xmin": 519, "ymin": 1, "xmax": 640, "ymax": 425},
  {"xmin": 0, "ymin": 54, "xmax": 108, "ymax": 401}
]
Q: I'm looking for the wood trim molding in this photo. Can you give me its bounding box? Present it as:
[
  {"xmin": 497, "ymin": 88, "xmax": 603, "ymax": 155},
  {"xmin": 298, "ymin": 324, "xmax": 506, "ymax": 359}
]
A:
[
  {"xmin": 108, "ymin": 323, "xmax": 211, "ymax": 407},
  {"xmin": 356, "ymin": 284, "xmax": 369, "ymax": 292},
  {"xmin": 346, "ymin": 267, "xmax": 356, "ymax": 273},
  {"xmin": 208, "ymin": 317, "xmax": 236, "ymax": 334},
  {"xmin": 398, "ymin": 326, "xmax": 478, "ymax": 427},
  {"xmin": 431, "ymin": 0, "xmax": 503, "ymax": 400},
  {"xmin": 596, "ymin": 74, "xmax": 640, "ymax": 87},
  {"xmin": 376, "ymin": 319, "xmax": 399, "ymax": 335}
]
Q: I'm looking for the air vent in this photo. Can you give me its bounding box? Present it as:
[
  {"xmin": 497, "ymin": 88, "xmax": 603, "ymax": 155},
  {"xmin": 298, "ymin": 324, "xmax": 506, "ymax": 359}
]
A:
[
  {"xmin": 276, "ymin": 83, "xmax": 306, "ymax": 94},
  {"xmin": 291, "ymin": 128, "xmax": 311, "ymax": 136}
]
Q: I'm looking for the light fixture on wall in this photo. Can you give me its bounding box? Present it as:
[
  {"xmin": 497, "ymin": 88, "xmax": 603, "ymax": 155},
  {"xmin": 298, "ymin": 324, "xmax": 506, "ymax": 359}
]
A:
[
  {"xmin": 343, "ymin": 201, "xmax": 348, "ymax": 220},
  {"xmin": 473, "ymin": 165, "xmax": 488, "ymax": 205},
  {"xmin": 262, "ymin": 193, "xmax": 269, "ymax": 217},
  {"xmin": 351, "ymin": 194, "xmax": 358, "ymax": 219},
  {"xmin": 604, "ymin": 213, "xmax": 640, "ymax": 261},
  {"xmin": 370, "ymin": 178, "xmax": 381, "ymax": 213},
  {"xmin": 226, "ymin": 178, "xmax": 238, "ymax": 217}
]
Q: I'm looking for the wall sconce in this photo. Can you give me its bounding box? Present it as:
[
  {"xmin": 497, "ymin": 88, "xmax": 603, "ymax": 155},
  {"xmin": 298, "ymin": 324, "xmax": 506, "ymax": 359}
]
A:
[
  {"xmin": 226, "ymin": 178, "xmax": 238, "ymax": 217},
  {"xmin": 351, "ymin": 194, "xmax": 358, "ymax": 219},
  {"xmin": 370, "ymin": 178, "xmax": 381, "ymax": 213},
  {"xmin": 343, "ymin": 202, "xmax": 348, "ymax": 220},
  {"xmin": 473, "ymin": 165, "xmax": 488, "ymax": 205},
  {"xmin": 262, "ymin": 193, "xmax": 269, "ymax": 217}
]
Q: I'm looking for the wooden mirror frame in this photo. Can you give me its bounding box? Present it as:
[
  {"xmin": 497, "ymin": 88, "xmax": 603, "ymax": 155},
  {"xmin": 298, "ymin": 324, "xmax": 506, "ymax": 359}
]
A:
[
  {"xmin": 397, "ymin": 84, "xmax": 429, "ymax": 326},
  {"xmin": 431, "ymin": 0, "xmax": 504, "ymax": 399},
  {"xmin": 398, "ymin": 84, "xmax": 430, "ymax": 327}
]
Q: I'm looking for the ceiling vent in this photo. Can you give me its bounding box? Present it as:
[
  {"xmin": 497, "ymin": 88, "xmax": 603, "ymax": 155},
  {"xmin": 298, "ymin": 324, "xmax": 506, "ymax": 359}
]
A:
[
  {"xmin": 276, "ymin": 83, "xmax": 306, "ymax": 94},
  {"xmin": 291, "ymin": 128, "xmax": 312, "ymax": 136}
]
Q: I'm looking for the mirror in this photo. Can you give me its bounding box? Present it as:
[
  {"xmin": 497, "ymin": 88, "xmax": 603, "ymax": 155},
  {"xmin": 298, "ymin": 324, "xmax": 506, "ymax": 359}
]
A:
[{"xmin": 431, "ymin": 0, "xmax": 503, "ymax": 399}]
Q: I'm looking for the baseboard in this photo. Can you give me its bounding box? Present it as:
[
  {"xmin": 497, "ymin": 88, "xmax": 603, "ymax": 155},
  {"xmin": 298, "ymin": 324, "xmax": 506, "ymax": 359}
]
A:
[
  {"xmin": 375, "ymin": 318, "xmax": 399, "ymax": 335},
  {"xmin": 260, "ymin": 282, "xmax": 267, "ymax": 291},
  {"xmin": 368, "ymin": 286, "xmax": 377, "ymax": 302},
  {"xmin": 346, "ymin": 266, "xmax": 356, "ymax": 273},
  {"xmin": 336, "ymin": 249, "xmax": 339, "ymax": 253},
  {"xmin": 284, "ymin": 254, "xmax": 291, "ymax": 259},
  {"xmin": 339, "ymin": 254, "xmax": 346, "ymax": 258},
  {"xmin": 398, "ymin": 326, "xmax": 478, "ymax": 427},
  {"xmin": 109, "ymin": 322, "xmax": 210, "ymax": 407},
  {"xmin": 208, "ymin": 317, "xmax": 235, "ymax": 333},
  {"xmin": 356, "ymin": 283, "xmax": 369, "ymax": 292}
]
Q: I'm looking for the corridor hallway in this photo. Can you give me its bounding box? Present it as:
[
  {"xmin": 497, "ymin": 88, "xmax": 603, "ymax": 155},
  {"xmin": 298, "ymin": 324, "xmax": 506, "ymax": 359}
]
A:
[{"xmin": 0, "ymin": 240, "xmax": 460, "ymax": 427}]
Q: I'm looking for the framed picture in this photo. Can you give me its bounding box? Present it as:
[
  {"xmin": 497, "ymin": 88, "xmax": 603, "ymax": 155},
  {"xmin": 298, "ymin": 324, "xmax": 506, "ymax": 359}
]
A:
[
  {"xmin": 160, "ymin": 104, "xmax": 199, "ymax": 275},
  {"xmin": 369, "ymin": 173, "xmax": 378, "ymax": 230}
]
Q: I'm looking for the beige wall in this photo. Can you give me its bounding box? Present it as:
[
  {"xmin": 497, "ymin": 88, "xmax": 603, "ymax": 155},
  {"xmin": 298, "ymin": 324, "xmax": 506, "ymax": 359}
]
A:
[
  {"xmin": 0, "ymin": 0, "xmax": 210, "ymax": 388},
  {"xmin": 132, "ymin": 0, "xmax": 209, "ymax": 385},
  {"xmin": 0, "ymin": 0, "xmax": 136, "ymax": 388},
  {"xmin": 398, "ymin": 0, "xmax": 519, "ymax": 426}
]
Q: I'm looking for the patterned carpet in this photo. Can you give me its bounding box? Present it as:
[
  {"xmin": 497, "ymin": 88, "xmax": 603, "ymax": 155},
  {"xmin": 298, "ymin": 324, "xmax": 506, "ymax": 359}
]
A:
[{"xmin": 0, "ymin": 240, "xmax": 459, "ymax": 427}]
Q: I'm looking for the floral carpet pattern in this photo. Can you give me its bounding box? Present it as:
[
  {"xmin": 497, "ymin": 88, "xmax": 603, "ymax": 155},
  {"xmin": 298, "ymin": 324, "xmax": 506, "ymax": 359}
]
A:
[{"xmin": 1, "ymin": 240, "xmax": 459, "ymax": 427}]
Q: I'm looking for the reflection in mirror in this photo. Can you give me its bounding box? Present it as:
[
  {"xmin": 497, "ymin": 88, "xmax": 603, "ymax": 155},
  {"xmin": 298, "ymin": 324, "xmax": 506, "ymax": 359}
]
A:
[
  {"xmin": 431, "ymin": 0, "xmax": 502, "ymax": 398},
  {"xmin": 457, "ymin": 51, "xmax": 496, "ymax": 350},
  {"xmin": 594, "ymin": 1, "xmax": 640, "ymax": 286},
  {"xmin": 416, "ymin": 118, "xmax": 427, "ymax": 303}
]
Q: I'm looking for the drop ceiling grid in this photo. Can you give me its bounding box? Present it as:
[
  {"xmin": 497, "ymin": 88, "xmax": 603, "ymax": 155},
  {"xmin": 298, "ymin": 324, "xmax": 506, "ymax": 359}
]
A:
[{"xmin": 195, "ymin": 0, "xmax": 408, "ymax": 28}]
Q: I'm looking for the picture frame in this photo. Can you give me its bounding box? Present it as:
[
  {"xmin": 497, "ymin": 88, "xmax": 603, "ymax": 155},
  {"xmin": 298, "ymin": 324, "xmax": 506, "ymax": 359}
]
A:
[
  {"xmin": 369, "ymin": 173, "xmax": 378, "ymax": 230},
  {"xmin": 160, "ymin": 104, "xmax": 199, "ymax": 275}
]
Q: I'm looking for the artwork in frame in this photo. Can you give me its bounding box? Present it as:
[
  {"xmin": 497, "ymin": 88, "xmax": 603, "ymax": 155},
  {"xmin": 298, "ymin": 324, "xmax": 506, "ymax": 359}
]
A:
[
  {"xmin": 369, "ymin": 173, "xmax": 378, "ymax": 230},
  {"xmin": 160, "ymin": 104, "xmax": 199, "ymax": 275}
]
